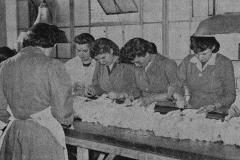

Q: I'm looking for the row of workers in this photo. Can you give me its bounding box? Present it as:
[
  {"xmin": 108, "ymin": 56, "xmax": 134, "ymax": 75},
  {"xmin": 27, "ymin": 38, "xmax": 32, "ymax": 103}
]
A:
[
  {"xmin": 66, "ymin": 31, "xmax": 235, "ymax": 114},
  {"xmin": 0, "ymin": 23, "xmax": 238, "ymax": 160}
]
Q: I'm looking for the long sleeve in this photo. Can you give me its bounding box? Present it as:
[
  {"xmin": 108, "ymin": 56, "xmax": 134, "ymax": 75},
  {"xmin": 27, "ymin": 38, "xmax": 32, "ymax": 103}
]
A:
[
  {"xmin": 216, "ymin": 59, "xmax": 236, "ymax": 107},
  {"xmin": 177, "ymin": 58, "xmax": 189, "ymax": 95},
  {"xmin": 165, "ymin": 59, "xmax": 183, "ymax": 95},
  {"xmin": 0, "ymin": 63, "xmax": 10, "ymax": 123},
  {"xmin": 48, "ymin": 60, "xmax": 74, "ymax": 126},
  {"xmin": 91, "ymin": 62, "xmax": 105, "ymax": 95}
]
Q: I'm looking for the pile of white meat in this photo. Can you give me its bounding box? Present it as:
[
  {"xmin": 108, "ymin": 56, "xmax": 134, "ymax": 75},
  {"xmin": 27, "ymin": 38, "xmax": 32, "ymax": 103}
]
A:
[{"xmin": 73, "ymin": 95, "xmax": 240, "ymax": 146}]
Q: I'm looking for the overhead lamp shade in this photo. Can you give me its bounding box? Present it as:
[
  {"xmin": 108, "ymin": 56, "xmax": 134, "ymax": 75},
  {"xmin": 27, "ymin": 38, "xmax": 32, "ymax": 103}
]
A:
[
  {"xmin": 194, "ymin": 13, "xmax": 240, "ymax": 37},
  {"xmin": 32, "ymin": 0, "xmax": 68, "ymax": 43},
  {"xmin": 33, "ymin": 0, "xmax": 52, "ymax": 25}
]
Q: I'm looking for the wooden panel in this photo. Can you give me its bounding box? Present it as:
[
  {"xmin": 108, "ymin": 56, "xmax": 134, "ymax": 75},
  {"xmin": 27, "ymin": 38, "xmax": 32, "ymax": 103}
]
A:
[
  {"xmin": 193, "ymin": 0, "xmax": 208, "ymax": 17},
  {"xmin": 143, "ymin": 23, "xmax": 162, "ymax": 55},
  {"xmin": 107, "ymin": 26, "xmax": 124, "ymax": 48},
  {"xmin": 59, "ymin": 28, "xmax": 70, "ymax": 43},
  {"xmin": 91, "ymin": 0, "xmax": 140, "ymax": 23},
  {"xmin": 190, "ymin": 21, "xmax": 200, "ymax": 35},
  {"xmin": 169, "ymin": 0, "xmax": 190, "ymax": 21},
  {"xmin": 77, "ymin": 147, "xmax": 89, "ymax": 160},
  {"xmin": 75, "ymin": 27, "xmax": 90, "ymax": 37},
  {"xmin": 75, "ymin": 0, "xmax": 89, "ymax": 26},
  {"xmin": 216, "ymin": 0, "xmax": 240, "ymax": 14},
  {"xmin": 55, "ymin": 0, "xmax": 70, "ymax": 27},
  {"xmin": 143, "ymin": 0, "xmax": 162, "ymax": 22},
  {"xmin": 6, "ymin": 0, "xmax": 18, "ymax": 50},
  {"xmin": 17, "ymin": 0, "xmax": 29, "ymax": 28},
  {"xmin": 57, "ymin": 43, "xmax": 71, "ymax": 58},
  {"xmin": 124, "ymin": 25, "xmax": 142, "ymax": 43},
  {"xmin": 215, "ymin": 34, "xmax": 240, "ymax": 60},
  {"xmin": 90, "ymin": 27, "xmax": 106, "ymax": 39},
  {"xmin": 169, "ymin": 22, "xmax": 190, "ymax": 60},
  {"xmin": 0, "ymin": 0, "xmax": 6, "ymax": 47},
  {"xmin": 51, "ymin": 44, "xmax": 57, "ymax": 58}
]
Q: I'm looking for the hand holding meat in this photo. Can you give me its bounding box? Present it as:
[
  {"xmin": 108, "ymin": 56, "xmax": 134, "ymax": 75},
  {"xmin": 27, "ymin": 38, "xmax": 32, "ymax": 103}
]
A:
[{"xmin": 196, "ymin": 105, "xmax": 216, "ymax": 114}]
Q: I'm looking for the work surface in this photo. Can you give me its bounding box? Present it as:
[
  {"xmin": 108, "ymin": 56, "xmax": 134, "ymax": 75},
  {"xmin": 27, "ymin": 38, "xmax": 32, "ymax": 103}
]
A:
[{"xmin": 64, "ymin": 117, "xmax": 240, "ymax": 160}]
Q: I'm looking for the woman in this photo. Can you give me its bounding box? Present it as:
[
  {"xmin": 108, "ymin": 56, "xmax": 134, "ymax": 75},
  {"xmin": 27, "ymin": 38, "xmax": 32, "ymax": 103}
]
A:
[
  {"xmin": 178, "ymin": 35, "xmax": 236, "ymax": 114},
  {"xmin": 0, "ymin": 23, "xmax": 73, "ymax": 160},
  {"xmin": 65, "ymin": 33, "xmax": 96, "ymax": 96},
  {"xmin": 85, "ymin": 38, "xmax": 140, "ymax": 99},
  {"xmin": 120, "ymin": 38, "xmax": 184, "ymax": 108}
]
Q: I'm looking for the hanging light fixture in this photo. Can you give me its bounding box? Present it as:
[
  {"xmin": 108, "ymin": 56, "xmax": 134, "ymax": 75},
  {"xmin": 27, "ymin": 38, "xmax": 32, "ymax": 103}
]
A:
[
  {"xmin": 34, "ymin": 0, "xmax": 68, "ymax": 43},
  {"xmin": 17, "ymin": 0, "xmax": 68, "ymax": 44},
  {"xmin": 33, "ymin": 0, "xmax": 52, "ymax": 25},
  {"xmin": 194, "ymin": 12, "xmax": 240, "ymax": 37}
]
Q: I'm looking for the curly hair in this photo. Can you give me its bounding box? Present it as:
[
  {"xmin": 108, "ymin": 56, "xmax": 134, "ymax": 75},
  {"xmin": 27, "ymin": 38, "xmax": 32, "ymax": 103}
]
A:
[
  {"xmin": 120, "ymin": 38, "xmax": 156, "ymax": 63},
  {"xmin": 190, "ymin": 35, "xmax": 220, "ymax": 54},
  {"xmin": 74, "ymin": 33, "xmax": 95, "ymax": 45},
  {"xmin": 22, "ymin": 23, "xmax": 61, "ymax": 48},
  {"xmin": 90, "ymin": 38, "xmax": 119, "ymax": 58}
]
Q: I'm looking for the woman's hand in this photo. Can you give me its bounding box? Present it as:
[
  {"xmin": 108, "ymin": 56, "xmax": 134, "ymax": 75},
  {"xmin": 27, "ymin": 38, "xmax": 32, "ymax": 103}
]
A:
[
  {"xmin": 225, "ymin": 105, "xmax": 240, "ymax": 121},
  {"xmin": 84, "ymin": 86, "xmax": 96, "ymax": 97},
  {"xmin": 72, "ymin": 82, "xmax": 85, "ymax": 96},
  {"xmin": 176, "ymin": 100, "xmax": 187, "ymax": 109},
  {"xmin": 107, "ymin": 91, "xmax": 132, "ymax": 100},
  {"xmin": 229, "ymin": 105, "xmax": 240, "ymax": 117},
  {"xmin": 140, "ymin": 96, "xmax": 155, "ymax": 108},
  {"xmin": 196, "ymin": 104, "xmax": 216, "ymax": 114},
  {"xmin": 107, "ymin": 92, "xmax": 118, "ymax": 99},
  {"xmin": 172, "ymin": 93, "xmax": 186, "ymax": 108}
]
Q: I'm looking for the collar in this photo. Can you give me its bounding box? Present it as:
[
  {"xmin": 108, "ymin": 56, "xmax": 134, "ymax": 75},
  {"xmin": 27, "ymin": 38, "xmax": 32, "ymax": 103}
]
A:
[
  {"xmin": 190, "ymin": 53, "xmax": 217, "ymax": 65},
  {"xmin": 190, "ymin": 53, "xmax": 217, "ymax": 71},
  {"xmin": 144, "ymin": 54, "xmax": 156, "ymax": 71},
  {"xmin": 20, "ymin": 46, "xmax": 44, "ymax": 55},
  {"xmin": 74, "ymin": 56, "xmax": 96, "ymax": 67}
]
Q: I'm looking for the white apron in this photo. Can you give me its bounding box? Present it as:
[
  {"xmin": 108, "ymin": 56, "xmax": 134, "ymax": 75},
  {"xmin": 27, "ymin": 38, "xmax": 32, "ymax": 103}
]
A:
[{"xmin": 0, "ymin": 106, "xmax": 68, "ymax": 160}]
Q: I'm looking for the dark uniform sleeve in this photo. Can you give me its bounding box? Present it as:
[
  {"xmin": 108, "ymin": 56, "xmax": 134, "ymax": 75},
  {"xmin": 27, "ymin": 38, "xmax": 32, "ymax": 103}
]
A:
[
  {"xmin": 165, "ymin": 59, "xmax": 183, "ymax": 95},
  {"xmin": 216, "ymin": 58, "xmax": 236, "ymax": 108},
  {"xmin": 48, "ymin": 60, "xmax": 74, "ymax": 126},
  {"xmin": 91, "ymin": 62, "xmax": 105, "ymax": 96}
]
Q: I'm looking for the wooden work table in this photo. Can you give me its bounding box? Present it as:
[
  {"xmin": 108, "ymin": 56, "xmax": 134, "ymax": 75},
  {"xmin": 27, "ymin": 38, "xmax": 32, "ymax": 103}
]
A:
[{"xmin": 64, "ymin": 105, "xmax": 240, "ymax": 160}]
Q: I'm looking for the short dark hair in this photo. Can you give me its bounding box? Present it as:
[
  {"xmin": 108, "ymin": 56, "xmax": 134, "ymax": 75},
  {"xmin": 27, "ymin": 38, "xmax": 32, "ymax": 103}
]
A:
[
  {"xmin": 120, "ymin": 38, "xmax": 156, "ymax": 63},
  {"xmin": 74, "ymin": 33, "xmax": 95, "ymax": 45},
  {"xmin": 0, "ymin": 46, "xmax": 16, "ymax": 63},
  {"xmin": 90, "ymin": 38, "xmax": 119, "ymax": 58},
  {"xmin": 22, "ymin": 23, "xmax": 61, "ymax": 48},
  {"xmin": 190, "ymin": 35, "xmax": 220, "ymax": 54}
]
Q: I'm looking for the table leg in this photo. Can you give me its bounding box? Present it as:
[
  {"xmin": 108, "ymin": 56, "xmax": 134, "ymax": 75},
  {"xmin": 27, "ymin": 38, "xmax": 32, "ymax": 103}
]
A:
[
  {"xmin": 104, "ymin": 153, "xmax": 116, "ymax": 160},
  {"xmin": 77, "ymin": 147, "xmax": 89, "ymax": 160}
]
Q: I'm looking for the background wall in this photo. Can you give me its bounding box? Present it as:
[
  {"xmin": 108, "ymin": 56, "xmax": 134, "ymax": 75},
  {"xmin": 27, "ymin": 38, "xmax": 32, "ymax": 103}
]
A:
[
  {"xmin": 3, "ymin": 0, "xmax": 240, "ymax": 63},
  {"xmin": 0, "ymin": 0, "xmax": 7, "ymax": 47}
]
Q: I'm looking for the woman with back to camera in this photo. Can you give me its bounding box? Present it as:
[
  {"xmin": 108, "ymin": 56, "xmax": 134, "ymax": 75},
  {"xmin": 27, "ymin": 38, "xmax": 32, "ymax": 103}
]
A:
[
  {"xmin": 0, "ymin": 23, "xmax": 74, "ymax": 160},
  {"xmin": 178, "ymin": 35, "xmax": 236, "ymax": 114},
  {"xmin": 85, "ymin": 37, "xmax": 140, "ymax": 100},
  {"xmin": 120, "ymin": 38, "xmax": 185, "ymax": 108}
]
